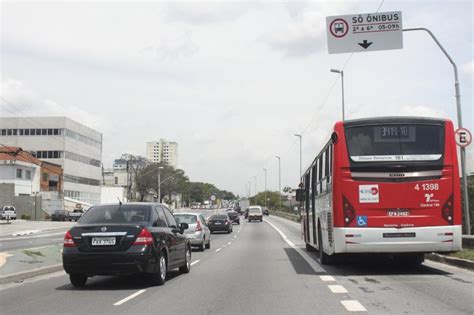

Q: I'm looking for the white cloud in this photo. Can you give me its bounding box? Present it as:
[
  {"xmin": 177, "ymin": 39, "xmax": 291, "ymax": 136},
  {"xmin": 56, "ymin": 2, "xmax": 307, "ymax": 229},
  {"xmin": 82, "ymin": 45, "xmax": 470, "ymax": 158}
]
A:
[
  {"xmin": 463, "ymin": 61, "xmax": 474, "ymax": 77},
  {"xmin": 0, "ymin": 78, "xmax": 107, "ymax": 132},
  {"xmin": 165, "ymin": 2, "xmax": 251, "ymax": 25}
]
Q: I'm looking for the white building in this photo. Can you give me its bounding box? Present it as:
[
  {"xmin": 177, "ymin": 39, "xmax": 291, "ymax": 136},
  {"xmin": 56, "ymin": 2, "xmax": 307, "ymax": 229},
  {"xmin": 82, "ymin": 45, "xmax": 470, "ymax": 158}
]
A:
[
  {"xmin": 0, "ymin": 149, "xmax": 41, "ymax": 196},
  {"xmin": 0, "ymin": 117, "xmax": 102, "ymax": 204},
  {"xmin": 146, "ymin": 139, "xmax": 178, "ymax": 168}
]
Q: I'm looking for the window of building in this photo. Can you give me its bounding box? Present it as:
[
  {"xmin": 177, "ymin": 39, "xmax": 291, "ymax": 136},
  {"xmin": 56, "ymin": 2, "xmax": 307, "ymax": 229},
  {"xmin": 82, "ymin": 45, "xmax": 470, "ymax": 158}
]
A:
[
  {"xmin": 26, "ymin": 170, "xmax": 31, "ymax": 180},
  {"xmin": 53, "ymin": 129, "xmax": 59, "ymax": 135},
  {"xmin": 48, "ymin": 151, "xmax": 53, "ymax": 158},
  {"xmin": 19, "ymin": 129, "xmax": 24, "ymax": 136},
  {"xmin": 16, "ymin": 169, "xmax": 22, "ymax": 178},
  {"xmin": 1, "ymin": 129, "xmax": 6, "ymax": 136},
  {"xmin": 7, "ymin": 129, "xmax": 12, "ymax": 135},
  {"xmin": 48, "ymin": 129, "xmax": 53, "ymax": 135},
  {"xmin": 36, "ymin": 129, "xmax": 41, "ymax": 135},
  {"xmin": 12, "ymin": 129, "xmax": 17, "ymax": 135},
  {"xmin": 41, "ymin": 129, "xmax": 47, "ymax": 135},
  {"xmin": 115, "ymin": 177, "xmax": 118, "ymax": 185},
  {"xmin": 53, "ymin": 151, "xmax": 59, "ymax": 158}
]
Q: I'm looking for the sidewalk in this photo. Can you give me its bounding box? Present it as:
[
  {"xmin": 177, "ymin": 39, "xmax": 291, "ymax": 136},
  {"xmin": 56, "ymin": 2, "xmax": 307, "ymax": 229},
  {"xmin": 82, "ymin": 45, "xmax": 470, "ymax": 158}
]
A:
[{"xmin": 0, "ymin": 220, "xmax": 74, "ymax": 237}]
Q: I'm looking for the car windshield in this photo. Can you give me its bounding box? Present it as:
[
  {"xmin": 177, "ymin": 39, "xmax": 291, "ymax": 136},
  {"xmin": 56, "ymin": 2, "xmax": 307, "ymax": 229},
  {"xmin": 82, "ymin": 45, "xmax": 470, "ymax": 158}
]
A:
[
  {"xmin": 249, "ymin": 208, "xmax": 261, "ymax": 213},
  {"xmin": 80, "ymin": 205, "xmax": 150, "ymax": 224},
  {"xmin": 174, "ymin": 214, "xmax": 197, "ymax": 224}
]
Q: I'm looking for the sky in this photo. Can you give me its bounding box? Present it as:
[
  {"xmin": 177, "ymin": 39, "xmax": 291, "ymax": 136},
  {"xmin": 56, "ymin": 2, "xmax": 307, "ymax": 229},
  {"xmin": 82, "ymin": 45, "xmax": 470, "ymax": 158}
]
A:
[{"xmin": 1, "ymin": 0, "xmax": 473, "ymax": 196}]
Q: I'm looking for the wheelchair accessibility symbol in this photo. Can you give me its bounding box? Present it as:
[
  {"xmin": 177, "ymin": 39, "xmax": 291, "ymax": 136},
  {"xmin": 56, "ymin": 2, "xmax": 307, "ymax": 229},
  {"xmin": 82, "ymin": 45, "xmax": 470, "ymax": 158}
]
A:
[{"xmin": 357, "ymin": 216, "xmax": 368, "ymax": 227}]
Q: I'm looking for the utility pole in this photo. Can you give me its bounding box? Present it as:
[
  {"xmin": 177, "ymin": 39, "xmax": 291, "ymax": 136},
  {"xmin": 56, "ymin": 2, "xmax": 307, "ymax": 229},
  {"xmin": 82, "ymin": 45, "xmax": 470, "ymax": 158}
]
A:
[
  {"xmin": 275, "ymin": 156, "xmax": 281, "ymax": 212},
  {"xmin": 294, "ymin": 134, "xmax": 302, "ymax": 180}
]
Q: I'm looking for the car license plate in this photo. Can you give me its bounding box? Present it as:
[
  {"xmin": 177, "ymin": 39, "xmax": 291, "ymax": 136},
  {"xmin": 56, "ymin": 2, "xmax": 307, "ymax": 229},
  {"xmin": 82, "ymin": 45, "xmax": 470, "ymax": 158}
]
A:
[
  {"xmin": 215, "ymin": 222, "xmax": 222, "ymax": 225},
  {"xmin": 387, "ymin": 209, "xmax": 410, "ymax": 217},
  {"xmin": 91, "ymin": 237, "xmax": 116, "ymax": 246}
]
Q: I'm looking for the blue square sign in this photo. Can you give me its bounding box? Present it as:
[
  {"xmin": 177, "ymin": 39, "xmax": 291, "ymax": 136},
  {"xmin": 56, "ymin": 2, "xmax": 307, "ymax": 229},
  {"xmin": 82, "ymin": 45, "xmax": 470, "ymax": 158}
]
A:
[{"xmin": 357, "ymin": 216, "xmax": 368, "ymax": 227}]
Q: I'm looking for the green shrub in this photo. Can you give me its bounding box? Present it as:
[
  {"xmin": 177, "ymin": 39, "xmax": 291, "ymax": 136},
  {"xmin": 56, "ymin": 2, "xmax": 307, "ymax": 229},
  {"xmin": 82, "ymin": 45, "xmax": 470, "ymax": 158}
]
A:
[{"xmin": 21, "ymin": 214, "xmax": 32, "ymax": 220}]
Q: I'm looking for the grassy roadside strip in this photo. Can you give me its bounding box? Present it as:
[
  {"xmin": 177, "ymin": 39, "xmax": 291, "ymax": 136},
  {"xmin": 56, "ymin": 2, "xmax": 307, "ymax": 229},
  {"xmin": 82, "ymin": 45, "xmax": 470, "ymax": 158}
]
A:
[
  {"xmin": 269, "ymin": 211, "xmax": 301, "ymax": 223},
  {"xmin": 447, "ymin": 249, "xmax": 474, "ymax": 261}
]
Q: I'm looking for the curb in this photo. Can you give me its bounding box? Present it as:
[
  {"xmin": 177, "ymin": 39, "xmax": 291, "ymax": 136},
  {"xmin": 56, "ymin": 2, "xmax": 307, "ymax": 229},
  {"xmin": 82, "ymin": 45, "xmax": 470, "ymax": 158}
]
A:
[
  {"xmin": 0, "ymin": 264, "xmax": 63, "ymax": 284},
  {"xmin": 425, "ymin": 253, "xmax": 474, "ymax": 271}
]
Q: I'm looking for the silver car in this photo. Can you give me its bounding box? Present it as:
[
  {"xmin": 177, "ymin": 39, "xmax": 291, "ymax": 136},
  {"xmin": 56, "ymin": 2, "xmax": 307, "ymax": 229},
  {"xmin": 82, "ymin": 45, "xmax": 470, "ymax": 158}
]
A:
[{"xmin": 174, "ymin": 212, "xmax": 211, "ymax": 251}]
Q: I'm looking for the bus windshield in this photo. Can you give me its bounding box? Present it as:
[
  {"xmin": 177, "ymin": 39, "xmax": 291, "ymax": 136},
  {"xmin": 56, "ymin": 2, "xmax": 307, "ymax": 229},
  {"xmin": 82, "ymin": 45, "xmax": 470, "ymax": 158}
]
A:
[{"xmin": 345, "ymin": 124, "xmax": 444, "ymax": 162}]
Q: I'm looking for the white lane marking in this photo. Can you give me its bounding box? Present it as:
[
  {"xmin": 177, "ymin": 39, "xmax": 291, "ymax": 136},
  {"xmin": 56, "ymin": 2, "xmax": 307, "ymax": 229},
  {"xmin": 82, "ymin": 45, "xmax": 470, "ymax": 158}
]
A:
[
  {"xmin": 320, "ymin": 275, "xmax": 336, "ymax": 282},
  {"xmin": 113, "ymin": 289, "xmax": 146, "ymax": 306},
  {"xmin": 341, "ymin": 300, "xmax": 367, "ymax": 312},
  {"xmin": 191, "ymin": 260, "xmax": 200, "ymax": 266},
  {"xmin": 234, "ymin": 235, "xmax": 237, "ymax": 239},
  {"xmin": 264, "ymin": 220, "xmax": 295, "ymax": 247},
  {"xmin": 227, "ymin": 242, "xmax": 232, "ymax": 245},
  {"xmin": 215, "ymin": 248, "xmax": 222, "ymax": 252},
  {"xmin": 328, "ymin": 285, "xmax": 348, "ymax": 293}
]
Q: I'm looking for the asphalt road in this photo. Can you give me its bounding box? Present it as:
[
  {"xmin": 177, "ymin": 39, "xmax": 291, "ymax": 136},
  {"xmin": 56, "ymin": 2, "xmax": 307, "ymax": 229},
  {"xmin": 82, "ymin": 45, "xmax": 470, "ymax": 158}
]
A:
[{"xmin": 1, "ymin": 214, "xmax": 473, "ymax": 314}]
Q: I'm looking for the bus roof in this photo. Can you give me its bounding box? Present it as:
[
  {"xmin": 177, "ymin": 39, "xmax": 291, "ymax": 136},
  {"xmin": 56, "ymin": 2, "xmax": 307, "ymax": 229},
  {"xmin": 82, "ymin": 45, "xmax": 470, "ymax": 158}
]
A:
[{"xmin": 340, "ymin": 116, "xmax": 447, "ymax": 128}]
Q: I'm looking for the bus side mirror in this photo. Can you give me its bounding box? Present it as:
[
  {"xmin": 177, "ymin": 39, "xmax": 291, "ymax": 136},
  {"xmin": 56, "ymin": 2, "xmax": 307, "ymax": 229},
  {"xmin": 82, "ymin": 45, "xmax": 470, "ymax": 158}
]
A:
[{"xmin": 295, "ymin": 188, "xmax": 305, "ymax": 202}]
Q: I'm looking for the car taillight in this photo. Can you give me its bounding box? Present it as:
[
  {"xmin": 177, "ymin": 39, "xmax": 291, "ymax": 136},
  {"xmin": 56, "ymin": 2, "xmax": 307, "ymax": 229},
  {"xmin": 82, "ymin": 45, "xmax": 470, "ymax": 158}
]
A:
[
  {"xmin": 195, "ymin": 220, "xmax": 202, "ymax": 232},
  {"xmin": 441, "ymin": 195, "xmax": 454, "ymax": 224},
  {"xmin": 63, "ymin": 231, "xmax": 75, "ymax": 247},
  {"xmin": 133, "ymin": 228, "xmax": 153, "ymax": 245},
  {"xmin": 343, "ymin": 196, "xmax": 355, "ymax": 226}
]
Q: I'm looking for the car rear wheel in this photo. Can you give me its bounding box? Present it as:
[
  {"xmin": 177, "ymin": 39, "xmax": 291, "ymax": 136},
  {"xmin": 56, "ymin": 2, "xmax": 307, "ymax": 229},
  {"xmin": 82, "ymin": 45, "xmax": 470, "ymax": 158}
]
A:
[
  {"xmin": 198, "ymin": 238, "xmax": 205, "ymax": 251},
  {"xmin": 69, "ymin": 274, "xmax": 87, "ymax": 287},
  {"xmin": 179, "ymin": 246, "xmax": 191, "ymax": 274},
  {"xmin": 150, "ymin": 252, "xmax": 167, "ymax": 285},
  {"xmin": 205, "ymin": 240, "xmax": 210, "ymax": 249}
]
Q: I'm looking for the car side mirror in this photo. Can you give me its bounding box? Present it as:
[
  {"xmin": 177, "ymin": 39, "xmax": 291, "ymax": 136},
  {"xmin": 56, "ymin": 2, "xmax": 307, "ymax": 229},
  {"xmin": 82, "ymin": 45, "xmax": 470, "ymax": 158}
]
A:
[
  {"xmin": 179, "ymin": 223, "xmax": 189, "ymax": 233},
  {"xmin": 295, "ymin": 188, "xmax": 305, "ymax": 202}
]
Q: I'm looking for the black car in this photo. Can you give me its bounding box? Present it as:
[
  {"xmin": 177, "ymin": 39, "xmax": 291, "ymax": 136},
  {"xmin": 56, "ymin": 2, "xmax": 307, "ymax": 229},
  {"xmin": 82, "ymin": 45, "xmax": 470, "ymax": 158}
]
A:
[
  {"xmin": 207, "ymin": 214, "xmax": 233, "ymax": 234},
  {"xmin": 227, "ymin": 211, "xmax": 240, "ymax": 225},
  {"xmin": 51, "ymin": 210, "xmax": 69, "ymax": 221},
  {"xmin": 262, "ymin": 207, "xmax": 269, "ymax": 216},
  {"xmin": 62, "ymin": 203, "xmax": 191, "ymax": 287}
]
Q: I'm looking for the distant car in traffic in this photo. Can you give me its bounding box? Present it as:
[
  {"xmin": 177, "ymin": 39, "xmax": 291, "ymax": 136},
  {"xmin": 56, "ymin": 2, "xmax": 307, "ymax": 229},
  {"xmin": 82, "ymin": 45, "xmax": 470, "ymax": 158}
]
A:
[
  {"xmin": 248, "ymin": 206, "xmax": 263, "ymax": 222},
  {"xmin": 174, "ymin": 212, "xmax": 211, "ymax": 251},
  {"xmin": 262, "ymin": 207, "xmax": 269, "ymax": 216},
  {"xmin": 1, "ymin": 206, "xmax": 16, "ymax": 220},
  {"xmin": 207, "ymin": 214, "xmax": 233, "ymax": 234},
  {"xmin": 62, "ymin": 202, "xmax": 191, "ymax": 287},
  {"xmin": 227, "ymin": 211, "xmax": 240, "ymax": 225},
  {"xmin": 51, "ymin": 210, "xmax": 69, "ymax": 221},
  {"xmin": 68, "ymin": 209, "xmax": 84, "ymax": 222}
]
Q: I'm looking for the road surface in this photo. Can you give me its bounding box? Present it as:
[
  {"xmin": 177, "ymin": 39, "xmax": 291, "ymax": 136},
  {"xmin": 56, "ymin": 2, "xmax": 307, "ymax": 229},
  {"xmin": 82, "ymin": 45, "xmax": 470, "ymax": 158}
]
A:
[{"xmin": 1, "ymin": 215, "xmax": 472, "ymax": 314}]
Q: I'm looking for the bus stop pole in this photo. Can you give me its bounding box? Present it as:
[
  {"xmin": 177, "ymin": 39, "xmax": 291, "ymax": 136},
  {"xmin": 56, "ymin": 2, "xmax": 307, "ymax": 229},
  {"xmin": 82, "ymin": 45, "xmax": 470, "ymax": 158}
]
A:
[{"xmin": 403, "ymin": 28, "xmax": 470, "ymax": 235}]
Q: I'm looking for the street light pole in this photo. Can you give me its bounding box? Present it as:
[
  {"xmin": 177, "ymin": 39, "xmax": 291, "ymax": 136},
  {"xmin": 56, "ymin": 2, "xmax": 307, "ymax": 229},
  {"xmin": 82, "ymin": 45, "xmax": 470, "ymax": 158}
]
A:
[
  {"xmin": 275, "ymin": 156, "xmax": 281, "ymax": 212},
  {"xmin": 294, "ymin": 134, "xmax": 302, "ymax": 180},
  {"xmin": 157, "ymin": 166, "xmax": 164, "ymax": 203},
  {"xmin": 403, "ymin": 28, "xmax": 470, "ymax": 234},
  {"xmin": 263, "ymin": 168, "xmax": 267, "ymax": 208},
  {"xmin": 330, "ymin": 69, "xmax": 345, "ymax": 121},
  {"xmin": 253, "ymin": 176, "xmax": 257, "ymax": 205},
  {"xmin": 248, "ymin": 181, "xmax": 251, "ymax": 202}
]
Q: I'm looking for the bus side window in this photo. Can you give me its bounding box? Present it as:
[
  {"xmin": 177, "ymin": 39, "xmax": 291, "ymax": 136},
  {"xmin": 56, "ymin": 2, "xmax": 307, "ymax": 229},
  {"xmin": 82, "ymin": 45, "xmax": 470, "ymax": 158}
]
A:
[
  {"xmin": 318, "ymin": 155, "xmax": 323, "ymax": 194},
  {"xmin": 312, "ymin": 164, "xmax": 317, "ymax": 197},
  {"xmin": 325, "ymin": 146, "xmax": 331, "ymax": 189}
]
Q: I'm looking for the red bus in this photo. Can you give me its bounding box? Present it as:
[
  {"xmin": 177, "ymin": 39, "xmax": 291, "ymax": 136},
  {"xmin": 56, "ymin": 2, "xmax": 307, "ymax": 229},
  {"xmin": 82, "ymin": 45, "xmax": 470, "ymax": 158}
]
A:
[{"xmin": 301, "ymin": 117, "xmax": 462, "ymax": 264}]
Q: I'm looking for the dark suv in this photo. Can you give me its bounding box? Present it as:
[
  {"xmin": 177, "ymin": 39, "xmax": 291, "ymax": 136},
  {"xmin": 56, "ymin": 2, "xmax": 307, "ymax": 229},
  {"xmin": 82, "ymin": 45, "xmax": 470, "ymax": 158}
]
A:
[{"xmin": 62, "ymin": 203, "xmax": 191, "ymax": 287}]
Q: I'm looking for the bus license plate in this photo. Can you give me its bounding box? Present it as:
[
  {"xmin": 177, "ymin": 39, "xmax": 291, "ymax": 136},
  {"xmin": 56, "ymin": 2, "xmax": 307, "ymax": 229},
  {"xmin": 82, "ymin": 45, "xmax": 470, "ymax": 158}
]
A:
[
  {"xmin": 92, "ymin": 237, "xmax": 116, "ymax": 246},
  {"xmin": 387, "ymin": 209, "xmax": 410, "ymax": 217}
]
